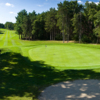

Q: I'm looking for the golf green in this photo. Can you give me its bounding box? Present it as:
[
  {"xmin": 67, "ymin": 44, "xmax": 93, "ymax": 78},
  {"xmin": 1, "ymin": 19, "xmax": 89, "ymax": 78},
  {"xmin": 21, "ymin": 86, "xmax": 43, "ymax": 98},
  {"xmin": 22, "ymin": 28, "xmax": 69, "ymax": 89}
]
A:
[{"xmin": 29, "ymin": 45, "xmax": 100, "ymax": 69}]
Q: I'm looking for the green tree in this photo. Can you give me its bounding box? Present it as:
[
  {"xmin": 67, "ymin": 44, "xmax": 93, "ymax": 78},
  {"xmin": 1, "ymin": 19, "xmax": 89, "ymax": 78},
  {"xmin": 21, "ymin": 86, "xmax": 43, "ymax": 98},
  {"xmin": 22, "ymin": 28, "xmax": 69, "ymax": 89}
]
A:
[
  {"xmin": 57, "ymin": 0, "xmax": 83, "ymax": 43},
  {"xmin": 5, "ymin": 22, "xmax": 14, "ymax": 30},
  {"xmin": 45, "ymin": 8, "xmax": 57, "ymax": 40},
  {"xmin": 0, "ymin": 23, "xmax": 4, "ymax": 28},
  {"xmin": 32, "ymin": 12, "xmax": 48, "ymax": 40},
  {"xmin": 93, "ymin": 10, "xmax": 100, "ymax": 43},
  {"xmin": 28, "ymin": 11, "xmax": 37, "ymax": 40},
  {"xmin": 15, "ymin": 9, "xmax": 28, "ymax": 39}
]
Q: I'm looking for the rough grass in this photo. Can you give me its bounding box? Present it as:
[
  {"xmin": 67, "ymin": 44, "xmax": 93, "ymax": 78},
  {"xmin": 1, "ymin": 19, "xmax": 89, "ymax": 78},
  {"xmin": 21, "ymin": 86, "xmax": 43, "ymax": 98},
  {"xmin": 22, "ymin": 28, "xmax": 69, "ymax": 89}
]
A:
[{"xmin": 1, "ymin": 28, "xmax": 100, "ymax": 100}]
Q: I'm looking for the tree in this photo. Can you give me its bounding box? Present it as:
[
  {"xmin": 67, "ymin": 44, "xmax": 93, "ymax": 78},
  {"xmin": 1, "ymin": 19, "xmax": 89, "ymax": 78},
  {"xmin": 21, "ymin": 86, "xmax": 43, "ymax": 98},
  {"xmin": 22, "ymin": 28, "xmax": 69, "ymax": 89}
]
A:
[
  {"xmin": 57, "ymin": 1, "xmax": 83, "ymax": 43},
  {"xmin": 28, "ymin": 11, "xmax": 37, "ymax": 40},
  {"xmin": 93, "ymin": 10, "xmax": 100, "ymax": 43},
  {"xmin": 32, "ymin": 12, "xmax": 48, "ymax": 40},
  {"xmin": 15, "ymin": 9, "xmax": 28, "ymax": 39},
  {"xmin": 0, "ymin": 23, "xmax": 4, "ymax": 28},
  {"xmin": 14, "ymin": 1, "xmax": 100, "ymax": 43},
  {"xmin": 45, "ymin": 8, "xmax": 57, "ymax": 40},
  {"xmin": 82, "ymin": 1, "xmax": 97, "ymax": 43},
  {"xmin": 5, "ymin": 22, "xmax": 14, "ymax": 30}
]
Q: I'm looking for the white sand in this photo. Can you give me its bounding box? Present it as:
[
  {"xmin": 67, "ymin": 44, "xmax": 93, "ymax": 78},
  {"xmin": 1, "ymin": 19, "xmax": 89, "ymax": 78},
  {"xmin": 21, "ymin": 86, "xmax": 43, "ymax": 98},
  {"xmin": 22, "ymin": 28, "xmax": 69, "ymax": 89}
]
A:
[{"xmin": 38, "ymin": 79, "xmax": 100, "ymax": 100}]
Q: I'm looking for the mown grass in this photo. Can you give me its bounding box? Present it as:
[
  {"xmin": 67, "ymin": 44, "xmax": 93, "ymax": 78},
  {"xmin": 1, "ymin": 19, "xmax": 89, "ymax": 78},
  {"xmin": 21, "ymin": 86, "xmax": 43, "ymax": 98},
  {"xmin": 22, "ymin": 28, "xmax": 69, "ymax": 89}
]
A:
[
  {"xmin": 29, "ymin": 44, "xmax": 100, "ymax": 70},
  {"xmin": 1, "ymin": 28, "xmax": 100, "ymax": 100}
]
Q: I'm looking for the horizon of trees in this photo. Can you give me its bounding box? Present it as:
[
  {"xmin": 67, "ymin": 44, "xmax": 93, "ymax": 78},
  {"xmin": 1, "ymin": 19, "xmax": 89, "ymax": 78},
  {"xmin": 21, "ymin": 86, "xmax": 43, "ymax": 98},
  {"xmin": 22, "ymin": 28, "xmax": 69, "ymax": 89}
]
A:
[
  {"xmin": 0, "ymin": 22, "xmax": 15, "ymax": 30},
  {"xmin": 4, "ymin": 0, "xmax": 100, "ymax": 43},
  {"xmin": 0, "ymin": 23, "xmax": 5, "ymax": 28},
  {"xmin": 5, "ymin": 22, "xmax": 15, "ymax": 30}
]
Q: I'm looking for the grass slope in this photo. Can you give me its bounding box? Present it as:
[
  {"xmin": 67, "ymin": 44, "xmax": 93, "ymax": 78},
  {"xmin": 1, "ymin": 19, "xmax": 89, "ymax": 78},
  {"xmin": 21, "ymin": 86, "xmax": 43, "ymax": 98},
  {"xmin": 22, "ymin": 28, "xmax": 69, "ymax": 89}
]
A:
[{"xmin": 1, "ymin": 28, "xmax": 100, "ymax": 100}]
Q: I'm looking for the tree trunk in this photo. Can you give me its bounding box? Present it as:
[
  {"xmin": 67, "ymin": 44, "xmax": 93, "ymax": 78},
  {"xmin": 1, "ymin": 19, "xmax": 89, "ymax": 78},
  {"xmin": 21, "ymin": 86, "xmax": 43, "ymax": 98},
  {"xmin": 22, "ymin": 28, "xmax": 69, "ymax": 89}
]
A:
[
  {"xmin": 67, "ymin": 33, "xmax": 69, "ymax": 43},
  {"xmin": 50, "ymin": 31, "xmax": 51, "ymax": 40},
  {"xmin": 29, "ymin": 34, "xmax": 30, "ymax": 40},
  {"xmin": 19, "ymin": 34, "xmax": 20, "ymax": 39},
  {"xmin": 79, "ymin": 12, "xmax": 81, "ymax": 43},
  {"xmin": 79, "ymin": 33, "xmax": 81, "ymax": 43},
  {"xmin": 67, "ymin": 26, "xmax": 69, "ymax": 43},
  {"xmin": 52, "ymin": 29, "xmax": 53, "ymax": 40},
  {"xmin": 79, "ymin": 25, "xmax": 81, "ymax": 43},
  {"xmin": 97, "ymin": 37, "xmax": 99, "ymax": 44},
  {"xmin": 54, "ymin": 27, "xmax": 55, "ymax": 40},
  {"xmin": 63, "ymin": 30, "xmax": 65, "ymax": 43},
  {"xmin": 21, "ymin": 34, "xmax": 22, "ymax": 39}
]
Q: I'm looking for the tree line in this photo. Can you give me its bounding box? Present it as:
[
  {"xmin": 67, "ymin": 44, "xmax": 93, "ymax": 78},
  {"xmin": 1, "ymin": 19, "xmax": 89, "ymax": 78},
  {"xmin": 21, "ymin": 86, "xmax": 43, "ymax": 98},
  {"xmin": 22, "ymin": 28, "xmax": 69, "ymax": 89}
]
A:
[
  {"xmin": 15, "ymin": 1, "xmax": 100, "ymax": 43},
  {"xmin": 0, "ymin": 22, "xmax": 14, "ymax": 30}
]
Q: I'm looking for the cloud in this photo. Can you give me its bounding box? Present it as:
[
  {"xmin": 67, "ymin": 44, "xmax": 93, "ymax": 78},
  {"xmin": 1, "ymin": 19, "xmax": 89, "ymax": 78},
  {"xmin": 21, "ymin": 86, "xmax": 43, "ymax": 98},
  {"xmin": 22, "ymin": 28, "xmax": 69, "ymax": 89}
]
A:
[
  {"xmin": 5, "ymin": 3, "xmax": 14, "ymax": 7},
  {"xmin": 88, "ymin": 1, "xmax": 92, "ymax": 3},
  {"xmin": 95, "ymin": 2, "xmax": 99, "ymax": 5},
  {"xmin": 37, "ymin": 2, "xmax": 48, "ymax": 7},
  {"xmin": 37, "ymin": 5, "xmax": 43, "ymax": 7},
  {"xmin": 88, "ymin": 1, "xmax": 99, "ymax": 5},
  {"xmin": 9, "ymin": 12, "xmax": 16, "ymax": 14},
  {"xmin": 78, "ymin": 0, "xmax": 83, "ymax": 4}
]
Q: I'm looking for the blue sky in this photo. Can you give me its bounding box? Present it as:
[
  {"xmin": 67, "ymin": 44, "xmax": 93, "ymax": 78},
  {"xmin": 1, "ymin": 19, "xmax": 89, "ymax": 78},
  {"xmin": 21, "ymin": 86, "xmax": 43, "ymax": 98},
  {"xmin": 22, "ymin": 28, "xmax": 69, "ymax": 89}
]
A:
[{"xmin": 0, "ymin": 0, "xmax": 99, "ymax": 24}]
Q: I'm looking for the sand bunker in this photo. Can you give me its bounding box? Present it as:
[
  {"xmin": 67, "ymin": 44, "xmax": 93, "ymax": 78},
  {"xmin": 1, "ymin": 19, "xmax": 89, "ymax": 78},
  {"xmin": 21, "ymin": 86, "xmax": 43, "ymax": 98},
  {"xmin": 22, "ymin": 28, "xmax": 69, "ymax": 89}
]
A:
[{"xmin": 38, "ymin": 79, "xmax": 100, "ymax": 100}]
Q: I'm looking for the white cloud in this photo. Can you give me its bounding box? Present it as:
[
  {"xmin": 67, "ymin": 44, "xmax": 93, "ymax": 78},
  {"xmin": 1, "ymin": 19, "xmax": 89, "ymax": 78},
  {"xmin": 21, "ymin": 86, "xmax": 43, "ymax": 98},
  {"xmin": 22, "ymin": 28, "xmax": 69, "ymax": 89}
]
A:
[
  {"xmin": 78, "ymin": 0, "xmax": 83, "ymax": 4},
  {"xmin": 88, "ymin": 1, "xmax": 99, "ymax": 5},
  {"xmin": 37, "ymin": 5, "xmax": 43, "ymax": 7},
  {"xmin": 9, "ymin": 12, "xmax": 16, "ymax": 14},
  {"xmin": 37, "ymin": 2, "xmax": 48, "ymax": 7},
  {"xmin": 88, "ymin": 1, "xmax": 92, "ymax": 3},
  {"xmin": 5, "ymin": 3, "xmax": 14, "ymax": 7},
  {"xmin": 95, "ymin": 2, "xmax": 99, "ymax": 5}
]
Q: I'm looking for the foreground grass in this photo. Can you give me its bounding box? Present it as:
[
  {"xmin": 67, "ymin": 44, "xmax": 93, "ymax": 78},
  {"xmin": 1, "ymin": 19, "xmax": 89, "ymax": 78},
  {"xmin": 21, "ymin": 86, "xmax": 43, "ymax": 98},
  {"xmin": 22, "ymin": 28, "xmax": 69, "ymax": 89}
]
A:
[
  {"xmin": 1, "ymin": 50, "xmax": 100, "ymax": 100},
  {"xmin": 1, "ymin": 29, "xmax": 100, "ymax": 100}
]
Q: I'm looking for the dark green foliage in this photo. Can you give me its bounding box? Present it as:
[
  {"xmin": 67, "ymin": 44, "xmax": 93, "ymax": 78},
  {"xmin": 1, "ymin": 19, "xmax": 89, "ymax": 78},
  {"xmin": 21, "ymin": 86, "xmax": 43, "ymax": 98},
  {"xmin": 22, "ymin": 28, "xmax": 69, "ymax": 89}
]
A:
[
  {"xmin": 32, "ymin": 12, "xmax": 49, "ymax": 40},
  {"xmin": 45, "ymin": 8, "xmax": 58, "ymax": 40},
  {"xmin": 15, "ymin": 1, "xmax": 100, "ymax": 43},
  {"xmin": 0, "ymin": 23, "xmax": 4, "ymax": 28},
  {"xmin": 28, "ymin": 11, "xmax": 37, "ymax": 40},
  {"xmin": 15, "ymin": 9, "xmax": 28, "ymax": 39},
  {"xmin": 5, "ymin": 22, "xmax": 14, "ymax": 30}
]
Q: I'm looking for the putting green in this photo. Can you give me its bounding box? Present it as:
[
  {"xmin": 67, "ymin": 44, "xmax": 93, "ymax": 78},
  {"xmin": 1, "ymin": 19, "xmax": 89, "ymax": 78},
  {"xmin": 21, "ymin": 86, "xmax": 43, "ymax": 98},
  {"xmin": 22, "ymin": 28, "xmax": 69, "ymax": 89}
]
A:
[{"xmin": 29, "ymin": 45, "xmax": 100, "ymax": 69}]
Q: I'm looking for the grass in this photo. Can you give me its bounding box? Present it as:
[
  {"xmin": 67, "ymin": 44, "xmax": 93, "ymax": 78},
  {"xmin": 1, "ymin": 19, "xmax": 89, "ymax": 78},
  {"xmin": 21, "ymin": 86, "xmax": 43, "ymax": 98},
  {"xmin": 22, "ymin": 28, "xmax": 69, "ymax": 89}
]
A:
[
  {"xmin": 1, "ymin": 28, "xmax": 100, "ymax": 100},
  {"xmin": 29, "ymin": 44, "xmax": 100, "ymax": 70}
]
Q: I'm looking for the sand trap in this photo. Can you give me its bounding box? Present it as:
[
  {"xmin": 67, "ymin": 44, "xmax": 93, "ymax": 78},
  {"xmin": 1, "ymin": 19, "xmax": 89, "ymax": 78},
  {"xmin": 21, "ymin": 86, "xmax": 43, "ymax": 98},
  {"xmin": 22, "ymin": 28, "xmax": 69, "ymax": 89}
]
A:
[{"xmin": 38, "ymin": 79, "xmax": 100, "ymax": 100}]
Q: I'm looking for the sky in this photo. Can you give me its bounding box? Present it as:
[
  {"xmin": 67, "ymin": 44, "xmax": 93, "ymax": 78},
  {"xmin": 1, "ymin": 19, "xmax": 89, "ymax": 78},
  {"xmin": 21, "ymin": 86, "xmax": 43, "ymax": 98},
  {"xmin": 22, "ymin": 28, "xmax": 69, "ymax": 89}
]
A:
[{"xmin": 0, "ymin": 0, "xmax": 99, "ymax": 24}]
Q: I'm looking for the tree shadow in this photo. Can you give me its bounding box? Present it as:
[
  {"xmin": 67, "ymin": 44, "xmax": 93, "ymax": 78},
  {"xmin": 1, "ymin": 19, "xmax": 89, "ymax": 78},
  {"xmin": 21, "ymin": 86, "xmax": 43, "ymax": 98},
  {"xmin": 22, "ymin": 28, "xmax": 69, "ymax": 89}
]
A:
[
  {"xmin": 0, "ymin": 31, "xmax": 4, "ymax": 34},
  {"xmin": 0, "ymin": 50, "xmax": 100, "ymax": 100}
]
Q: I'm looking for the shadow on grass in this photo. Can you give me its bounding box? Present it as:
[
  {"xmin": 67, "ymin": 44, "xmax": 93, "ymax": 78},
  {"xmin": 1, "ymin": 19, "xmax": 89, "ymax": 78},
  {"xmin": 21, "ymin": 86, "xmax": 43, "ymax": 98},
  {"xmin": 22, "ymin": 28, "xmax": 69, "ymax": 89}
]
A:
[
  {"xmin": 0, "ymin": 51, "xmax": 100, "ymax": 100},
  {"xmin": 0, "ymin": 31, "xmax": 4, "ymax": 34}
]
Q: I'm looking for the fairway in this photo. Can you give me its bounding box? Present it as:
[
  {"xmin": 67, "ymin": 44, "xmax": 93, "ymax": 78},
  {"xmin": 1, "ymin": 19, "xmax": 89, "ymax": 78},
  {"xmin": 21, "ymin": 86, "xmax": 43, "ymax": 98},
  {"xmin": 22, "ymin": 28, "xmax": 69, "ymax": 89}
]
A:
[
  {"xmin": 1, "ymin": 29, "xmax": 100, "ymax": 100},
  {"xmin": 1, "ymin": 29, "xmax": 100, "ymax": 70}
]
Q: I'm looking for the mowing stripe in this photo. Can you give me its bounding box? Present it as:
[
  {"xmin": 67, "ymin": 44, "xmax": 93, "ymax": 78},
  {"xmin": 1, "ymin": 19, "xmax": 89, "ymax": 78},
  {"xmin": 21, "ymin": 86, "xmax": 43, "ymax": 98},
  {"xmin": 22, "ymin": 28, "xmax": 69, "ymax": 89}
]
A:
[
  {"xmin": 11, "ymin": 34, "xmax": 16, "ymax": 39},
  {"xmin": 11, "ymin": 40, "xmax": 16, "ymax": 46},
  {"xmin": 19, "ymin": 41, "xmax": 24, "ymax": 45},
  {"xmin": 3, "ymin": 31, "xmax": 8, "ymax": 46},
  {"xmin": 0, "ymin": 34, "xmax": 4, "ymax": 40},
  {"xmin": 10, "ymin": 31, "xmax": 12, "ymax": 39}
]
